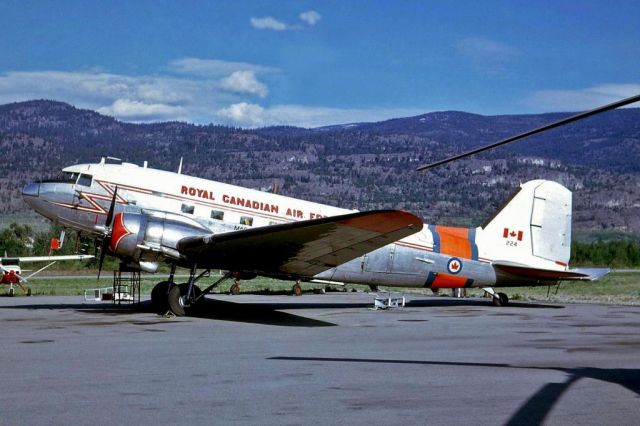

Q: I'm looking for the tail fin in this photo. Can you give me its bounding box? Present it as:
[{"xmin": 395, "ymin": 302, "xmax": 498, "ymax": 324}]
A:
[{"xmin": 478, "ymin": 180, "xmax": 572, "ymax": 270}]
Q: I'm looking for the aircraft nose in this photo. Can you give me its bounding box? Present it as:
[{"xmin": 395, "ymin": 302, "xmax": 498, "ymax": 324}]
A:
[{"xmin": 22, "ymin": 182, "xmax": 40, "ymax": 198}]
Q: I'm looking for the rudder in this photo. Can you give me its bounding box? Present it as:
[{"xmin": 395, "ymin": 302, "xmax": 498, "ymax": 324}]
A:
[{"xmin": 478, "ymin": 180, "xmax": 572, "ymax": 270}]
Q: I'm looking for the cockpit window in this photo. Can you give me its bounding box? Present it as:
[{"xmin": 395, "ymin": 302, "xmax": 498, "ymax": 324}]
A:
[
  {"xmin": 77, "ymin": 174, "xmax": 93, "ymax": 187},
  {"xmin": 40, "ymin": 171, "xmax": 78, "ymax": 184}
]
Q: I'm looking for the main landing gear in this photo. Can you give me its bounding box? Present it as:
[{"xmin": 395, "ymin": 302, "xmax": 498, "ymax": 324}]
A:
[
  {"xmin": 482, "ymin": 287, "xmax": 509, "ymax": 307},
  {"xmin": 151, "ymin": 267, "xmax": 306, "ymax": 316},
  {"xmin": 151, "ymin": 264, "xmax": 227, "ymax": 316},
  {"xmin": 5, "ymin": 283, "xmax": 31, "ymax": 297}
]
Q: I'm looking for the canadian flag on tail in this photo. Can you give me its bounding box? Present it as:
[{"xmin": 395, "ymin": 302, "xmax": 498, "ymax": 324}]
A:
[{"xmin": 503, "ymin": 228, "xmax": 523, "ymax": 241}]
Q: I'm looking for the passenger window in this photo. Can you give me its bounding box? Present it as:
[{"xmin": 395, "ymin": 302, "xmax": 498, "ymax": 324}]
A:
[
  {"xmin": 77, "ymin": 174, "xmax": 93, "ymax": 187},
  {"xmin": 240, "ymin": 216, "xmax": 253, "ymax": 226},
  {"xmin": 210, "ymin": 210, "xmax": 224, "ymax": 220},
  {"xmin": 181, "ymin": 204, "xmax": 195, "ymax": 214}
]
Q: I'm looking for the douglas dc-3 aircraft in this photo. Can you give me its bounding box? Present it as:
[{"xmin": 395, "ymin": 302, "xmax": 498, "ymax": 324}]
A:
[{"xmin": 21, "ymin": 94, "xmax": 640, "ymax": 315}]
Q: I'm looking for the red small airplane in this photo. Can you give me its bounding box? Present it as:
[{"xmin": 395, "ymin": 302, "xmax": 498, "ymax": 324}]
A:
[{"xmin": 0, "ymin": 254, "xmax": 94, "ymax": 296}]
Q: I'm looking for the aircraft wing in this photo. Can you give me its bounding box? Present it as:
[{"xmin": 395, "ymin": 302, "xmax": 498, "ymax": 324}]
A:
[
  {"xmin": 2, "ymin": 255, "xmax": 95, "ymax": 263},
  {"xmin": 177, "ymin": 210, "xmax": 423, "ymax": 277},
  {"xmin": 1, "ymin": 255, "xmax": 94, "ymax": 281}
]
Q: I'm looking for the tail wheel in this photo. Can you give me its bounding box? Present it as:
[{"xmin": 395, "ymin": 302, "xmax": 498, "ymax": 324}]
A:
[
  {"xmin": 493, "ymin": 292, "xmax": 509, "ymax": 307},
  {"xmin": 292, "ymin": 283, "xmax": 302, "ymax": 296}
]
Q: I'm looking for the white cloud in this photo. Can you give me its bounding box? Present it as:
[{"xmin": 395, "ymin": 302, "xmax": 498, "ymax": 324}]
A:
[
  {"xmin": 170, "ymin": 57, "xmax": 277, "ymax": 76},
  {"xmin": 0, "ymin": 60, "xmax": 428, "ymax": 128},
  {"xmin": 220, "ymin": 70, "xmax": 268, "ymax": 98},
  {"xmin": 456, "ymin": 37, "xmax": 519, "ymax": 74},
  {"xmin": 97, "ymin": 99, "xmax": 187, "ymax": 121},
  {"xmin": 250, "ymin": 10, "xmax": 322, "ymax": 31},
  {"xmin": 217, "ymin": 102, "xmax": 268, "ymax": 127},
  {"xmin": 0, "ymin": 68, "xmax": 237, "ymax": 123},
  {"xmin": 299, "ymin": 10, "xmax": 321, "ymax": 26},
  {"xmin": 527, "ymin": 84, "xmax": 640, "ymax": 111},
  {"xmin": 216, "ymin": 102, "xmax": 425, "ymax": 128},
  {"xmin": 250, "ymin": 16, "xmax": 288, "ymax": 31}
]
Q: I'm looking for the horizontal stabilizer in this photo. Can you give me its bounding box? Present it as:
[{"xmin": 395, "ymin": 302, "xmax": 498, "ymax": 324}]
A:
[
  {"xmin": 568, "ymin": 267, "xmax": 611, "ymax": 281},
  {"xmin": 493, "ymin": 261, "xmax": 610, "ymax": 281}
]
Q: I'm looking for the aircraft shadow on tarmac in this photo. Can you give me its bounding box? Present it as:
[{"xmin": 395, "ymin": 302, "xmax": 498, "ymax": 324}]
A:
[
  {"xmin": 269, "ymin": 356, "xmax": 640, "ymax": 425},
  {"xmin": 0, "ymin": 295, "xmax": 561, "ymax": 327},
  {"xmin": 0, "ymin": 299, "xmax": 336, "ymax": 327},
  {"xmin": 201, "ymin": 294, "xmax": 563, "ymax": 310},
  {"xmin": 405, "ymin": 298, "xmax": 563, "ymax": 309},
  {"xmin": 185, "ymin": 298, "xmax": 337, "ymax": 327}
]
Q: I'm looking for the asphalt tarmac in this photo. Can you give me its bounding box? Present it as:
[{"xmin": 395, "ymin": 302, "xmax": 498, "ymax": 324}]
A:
[{"xmin": 0, "ymin": 293, "xmax": 638, "ymax": 425}]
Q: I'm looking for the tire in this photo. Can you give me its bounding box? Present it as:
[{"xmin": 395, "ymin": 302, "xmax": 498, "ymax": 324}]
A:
[
  {"xmin": 230, "ymin": 282, "xmax": 240, "ymax": 295},
  {"xmin": 292, "ymin": 284, "xmax": 302, "ymax": 296},
  {"xmin": 168, "ymin": 283, "xmax": 203, "ymax": 317},
  {"xmin": 151, "ymin": 281, "xmax": 170, "ymax": 313},
  {"xmin": 168, "ymin": 285, "xmax": 186, "ymax": 316},
  {"xmin": 498, "ymin": 292, "xmax": 509, "ymax": 306}
]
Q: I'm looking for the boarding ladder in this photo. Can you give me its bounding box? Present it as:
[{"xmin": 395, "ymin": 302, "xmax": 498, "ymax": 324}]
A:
[{"xmin": 112, "ymin": 264, "xmax": 141, "ymax": 305}]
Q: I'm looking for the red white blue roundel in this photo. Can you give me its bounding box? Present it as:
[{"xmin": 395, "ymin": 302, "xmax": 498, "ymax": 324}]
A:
[{"xmin": 447, "ymin": 257, "xmax": 463, "ymax": 274}]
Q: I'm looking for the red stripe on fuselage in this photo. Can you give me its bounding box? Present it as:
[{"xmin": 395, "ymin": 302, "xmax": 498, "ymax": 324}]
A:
[{"xmin": 431, "ymin": 273, "xmax": 469, "ymax": 288}]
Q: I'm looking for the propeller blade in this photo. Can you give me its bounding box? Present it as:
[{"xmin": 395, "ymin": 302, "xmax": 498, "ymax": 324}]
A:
[
  {"xmin": 97, "ymin": 239, "xmax": 108, "ymax": 280},
  {"xmin": 105, "ymin": 186, "xmax": 118, "ymax": 228},
  {"xmin": 416, "ymin": 93, "xmax": 640, "ymax": 171},
  {"xmin": 98, "ymin": 186, "xmax": 118, "ymax": 280}
]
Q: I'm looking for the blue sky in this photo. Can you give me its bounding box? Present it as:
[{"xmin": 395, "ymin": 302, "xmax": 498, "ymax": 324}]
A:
[{"xmin": 0, "ymin": 0, "xmax": 638, "ymax": 127}]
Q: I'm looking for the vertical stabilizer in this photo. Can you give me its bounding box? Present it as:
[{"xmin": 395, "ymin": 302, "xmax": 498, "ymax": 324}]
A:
[{"xmin": 478, "ymin": 180, "xmax": 572, "ymax": 270}]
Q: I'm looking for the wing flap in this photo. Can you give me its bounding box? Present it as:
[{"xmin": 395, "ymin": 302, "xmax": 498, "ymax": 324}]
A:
[{"xmin": 177, "ymin": 210, "xmax": 422, "ymax": 277}]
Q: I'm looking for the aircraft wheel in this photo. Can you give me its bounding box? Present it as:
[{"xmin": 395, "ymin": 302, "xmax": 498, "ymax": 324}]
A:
[
  {"xmin": 168, "ymin": 284, "xmax": 203, "ymax": 317},
  {"xmin": 292, "ymin": 283, "xmax": 302, "ymax": 296},
  {"xmin": 26, "ymin": 288, "xmax": 32, "ymax": 297},
  {"xmin": 492, "ymin": 292, "xmax": 509, "ymax": 307},
  {"xmin": 498, "ymin": 292, "xmax": 509, "ymax": 306},
  {"xmin": 151, "ymin": 281, "xmax": 170, "ymax": 313},
  {"xmin": 168, "ymin": 285, "xmax": 186, "ymax": 316},
  {"xmin": 9, "ymin": 287, "xmax": 14, "ymax": 297},
  {"xmin": 230, "ymin": 282, "xmax": 240, "ymax": 295}
]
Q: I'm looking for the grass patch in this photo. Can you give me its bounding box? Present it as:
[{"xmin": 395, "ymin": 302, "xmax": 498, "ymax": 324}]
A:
[
  {"xmin": 6, "ymin": 272, "xmax": 639, "ymax": 305},
  {"xmin": 11, "ymin": 274, "xmax": 364, "ymax": 297}
]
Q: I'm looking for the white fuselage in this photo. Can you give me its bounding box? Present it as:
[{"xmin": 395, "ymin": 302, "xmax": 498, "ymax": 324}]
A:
[{"xmin": 23, "ymin": 159, "xmax": 570, "ymax": 289}]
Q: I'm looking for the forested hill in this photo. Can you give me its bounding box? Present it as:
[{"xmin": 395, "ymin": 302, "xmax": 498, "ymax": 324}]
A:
[{"xmin": 1, "ymin": 99, "xmax": 639, "ymax": 235}]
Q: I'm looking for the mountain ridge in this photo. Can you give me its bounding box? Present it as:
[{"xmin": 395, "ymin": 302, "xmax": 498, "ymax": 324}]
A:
[{"xmin": 1, "ymin": 99, "xmax": 639, "ymax": 235}]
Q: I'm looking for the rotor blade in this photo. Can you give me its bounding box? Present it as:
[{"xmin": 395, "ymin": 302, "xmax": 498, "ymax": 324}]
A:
[
  {"xmin": 416, "ymin": 93, "xmax": 640, "ymax": 171},
  {"xmin": 105, "ymin": 186, "xmax": 118, "ymax": 228}
]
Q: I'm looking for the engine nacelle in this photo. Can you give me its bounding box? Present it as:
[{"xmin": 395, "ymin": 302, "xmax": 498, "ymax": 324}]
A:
[{"xmin": 109, "ymin": 211, "xmax": 210, "ymax": 264}]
